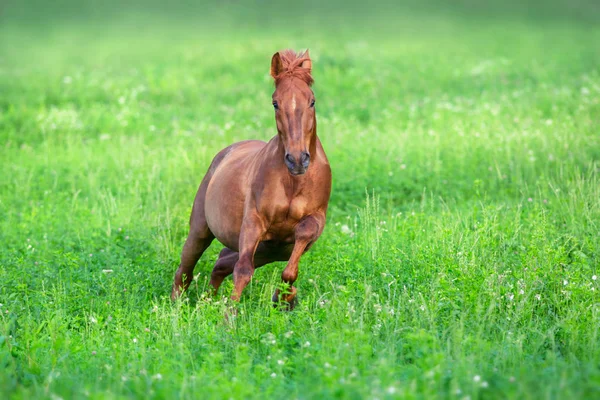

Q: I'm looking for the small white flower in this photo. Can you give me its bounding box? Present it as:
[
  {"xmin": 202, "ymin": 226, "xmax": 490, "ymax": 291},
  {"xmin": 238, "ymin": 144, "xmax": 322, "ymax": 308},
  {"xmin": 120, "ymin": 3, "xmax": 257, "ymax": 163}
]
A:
[
  {"xmin": 324, "ymin": 362, "xmax": 331, "ymax": 368},
  {"xmin": 152, "ymin": 373, "xmax": 162, "ymax": 380},
  {"xmin": 277, "ymin": 360, "xmax": 284, "ymax": 365},
  {"xmin": 303, "ymin": 341, "xmax": 311, "ymax": 348},
  {"xmin": 509, "ymin": 376, "xmax": 516, "ymax": 383},
  {"xmin": 563, "ymin": 280, "xmax": 568, "ymax": 286},
  {"xmin": 132, "ymin": 338, "xmax": 138, "ymax": 343},
  {"xmin": 519, "ymin": 289, "xmax": 524, "ymax": 295},
  {"xmin": 481, "ymin": 381, "xmax": 489, "ymax": 388},
  {"xmin": 386, "ymin": 386, "xmax": 396, "ymax": 394},
  {"xmin": 90, "ymin": 316, "xmax": 97, "ymax": 324},
  {"xmin": 535, "ymin": 294, "xmax": 541, "ymax": 300},
  {"xmin": 270, "ymin": 373, "xmax": 277, "ymax": 378},
  {"xmin": 63, "ymin": 76, "xmax": 72, "ymax": 84},
  {"xmin": 118, "ymin": 96, "xmax": 126, "ymax": 105},
  {"xmin": 284, "ymin": 331, "xmax": 293, "ymax": 338},
  {"xmin": 473, "ymin": 375, "xmax": 481, "ymax": 382},
  {"xmin": 341, "ymin": 224, "xmax": 353, "ymax": 235},
  {"xmin": 593, "ymin": 275, "xmax": 597, "ymax": 281}
]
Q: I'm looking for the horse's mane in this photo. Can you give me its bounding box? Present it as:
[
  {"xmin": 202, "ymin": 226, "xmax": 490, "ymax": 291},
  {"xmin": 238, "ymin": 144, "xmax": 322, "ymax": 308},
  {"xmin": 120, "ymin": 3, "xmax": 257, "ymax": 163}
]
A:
[{"xmin": 274, "ymin": 49, "xmax": 314, "ymax": 87}]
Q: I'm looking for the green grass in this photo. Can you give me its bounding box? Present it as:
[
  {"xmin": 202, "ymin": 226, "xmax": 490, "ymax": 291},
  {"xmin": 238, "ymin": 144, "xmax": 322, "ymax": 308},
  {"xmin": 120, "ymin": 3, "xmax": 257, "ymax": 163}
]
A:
[{"xmin": 1, "ymin": 1, "xmax": 600, "ymax": 398}]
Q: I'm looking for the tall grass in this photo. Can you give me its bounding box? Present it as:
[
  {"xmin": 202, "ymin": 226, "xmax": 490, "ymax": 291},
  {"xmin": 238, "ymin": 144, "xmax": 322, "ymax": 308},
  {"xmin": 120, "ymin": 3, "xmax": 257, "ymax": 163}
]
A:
[{"xmin": 1, "ymin": 0, "xmax": 599, "ymax": 398}]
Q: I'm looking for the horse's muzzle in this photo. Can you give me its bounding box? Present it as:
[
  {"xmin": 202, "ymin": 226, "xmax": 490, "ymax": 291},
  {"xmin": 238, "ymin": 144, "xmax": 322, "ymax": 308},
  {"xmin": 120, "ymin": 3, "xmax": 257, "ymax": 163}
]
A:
[{"xmin": 285, "ymin": 152, "xmax": 310, "ymax": 175}]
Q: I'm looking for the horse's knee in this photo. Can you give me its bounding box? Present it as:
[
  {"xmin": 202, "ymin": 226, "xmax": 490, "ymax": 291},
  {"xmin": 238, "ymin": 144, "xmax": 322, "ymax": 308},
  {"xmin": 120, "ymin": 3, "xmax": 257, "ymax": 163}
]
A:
[
  {"xmin": 282, "ymin": 268, "xmax": 298, "ymax": 284},
  {"xmin": 233, "ymin": 258, "xmax": 254, "ymax": 282},
  {"xmin": 295, "ymin": 216, "xmax": 321, "ymax": 243}
]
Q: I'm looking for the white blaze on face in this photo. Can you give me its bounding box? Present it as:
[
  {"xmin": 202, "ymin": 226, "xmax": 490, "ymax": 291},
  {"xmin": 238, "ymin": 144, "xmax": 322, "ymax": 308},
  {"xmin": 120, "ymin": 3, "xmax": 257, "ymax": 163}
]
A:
[{"xmin": 291, "ymin": 93, "xmax": 296, "ymax": 111}]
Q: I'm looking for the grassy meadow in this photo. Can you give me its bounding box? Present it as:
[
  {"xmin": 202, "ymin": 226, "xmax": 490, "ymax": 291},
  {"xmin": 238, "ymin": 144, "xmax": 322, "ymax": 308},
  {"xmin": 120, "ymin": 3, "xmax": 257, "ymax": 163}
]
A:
[{"xmin": 1, "ymin": 0, "xmax": 600, "ymax": 398}]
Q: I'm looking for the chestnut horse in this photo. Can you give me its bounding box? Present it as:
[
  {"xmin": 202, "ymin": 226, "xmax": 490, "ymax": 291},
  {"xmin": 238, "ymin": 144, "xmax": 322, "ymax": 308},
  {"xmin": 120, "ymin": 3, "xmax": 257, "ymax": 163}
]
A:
[{"xmin": 171, "ymin": 50, "xmax": 332, "ymax": 307}]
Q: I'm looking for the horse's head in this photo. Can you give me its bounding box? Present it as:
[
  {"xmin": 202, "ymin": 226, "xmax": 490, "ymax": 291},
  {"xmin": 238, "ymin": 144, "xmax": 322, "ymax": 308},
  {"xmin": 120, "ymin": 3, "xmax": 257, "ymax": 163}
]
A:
[{"xmin": 270, "ymin": 50, "xmax": 315, "ymax": 176}]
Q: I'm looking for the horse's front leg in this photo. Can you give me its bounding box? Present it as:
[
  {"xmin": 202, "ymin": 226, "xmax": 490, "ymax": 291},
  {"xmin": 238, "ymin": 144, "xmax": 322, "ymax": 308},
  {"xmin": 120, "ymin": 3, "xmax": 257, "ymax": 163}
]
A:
[
  {"xmin": 231, "ymin": 212, "xmax": 266, "ymax": 301},
  {"xmin": 273, "ymin": 213, "xmax": 325, "ymax": 308}
]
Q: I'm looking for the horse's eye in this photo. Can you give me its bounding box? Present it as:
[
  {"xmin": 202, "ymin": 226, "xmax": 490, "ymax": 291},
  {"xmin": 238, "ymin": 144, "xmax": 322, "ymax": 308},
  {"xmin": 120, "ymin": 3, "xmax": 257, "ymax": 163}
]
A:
[
  {"xmin": 273, "ymin": 101, "xmax": 279, "ymax": 110},
  {"xmin": 310, "ymin": 99, "xmax": 315, "ymax": 108}
]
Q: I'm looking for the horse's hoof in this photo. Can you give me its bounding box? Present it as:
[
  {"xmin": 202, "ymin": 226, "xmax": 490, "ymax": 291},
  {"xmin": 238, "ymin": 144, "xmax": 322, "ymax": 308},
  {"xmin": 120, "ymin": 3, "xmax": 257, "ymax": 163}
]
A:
[
  {"xmin": 272, "ymin": 288, "xmax": 298, "ymax": 311},
  {"xmin": 281, "ymin": 296, "xmax": 298, "ymax": 311}
]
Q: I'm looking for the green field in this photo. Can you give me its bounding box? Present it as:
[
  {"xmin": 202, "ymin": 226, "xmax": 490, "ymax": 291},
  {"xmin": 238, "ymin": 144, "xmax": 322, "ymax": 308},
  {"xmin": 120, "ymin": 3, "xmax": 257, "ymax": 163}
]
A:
[{"xmin": 1, "ymin": 1, "xmax": 600, "ymax": 398}]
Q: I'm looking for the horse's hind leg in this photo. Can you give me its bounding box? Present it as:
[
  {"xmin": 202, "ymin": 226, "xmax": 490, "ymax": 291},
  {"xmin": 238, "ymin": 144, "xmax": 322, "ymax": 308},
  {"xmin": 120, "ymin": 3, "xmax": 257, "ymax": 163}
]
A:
[
  {"xmin": 210, "ymin": 243, "xmax": 292, "ymax": 295},
  {"xmin": 171, "ymin": 177, "xmax": 214, "ymax": 300},
  {"xmin": 210, "ymin": 248, "xmax": 238, "ymax": 294}
]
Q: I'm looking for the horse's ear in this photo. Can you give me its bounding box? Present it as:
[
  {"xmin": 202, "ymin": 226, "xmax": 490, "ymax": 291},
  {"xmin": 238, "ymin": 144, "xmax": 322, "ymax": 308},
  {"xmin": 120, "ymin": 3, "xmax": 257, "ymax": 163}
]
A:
[
  {"xmin": 270, "ymin": 52, "xmax": 283, "ymax": 79},
  {"xmin": 300, "ymin": 50, "xmax": 312, "ymax": 71}
]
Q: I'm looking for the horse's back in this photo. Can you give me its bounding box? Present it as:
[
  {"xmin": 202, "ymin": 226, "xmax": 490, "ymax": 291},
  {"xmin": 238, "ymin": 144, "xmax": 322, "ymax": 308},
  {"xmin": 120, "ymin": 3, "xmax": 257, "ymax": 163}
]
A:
[{"xmin": 207, "ymin": 140, "xmax": 266, "ymax": 175}]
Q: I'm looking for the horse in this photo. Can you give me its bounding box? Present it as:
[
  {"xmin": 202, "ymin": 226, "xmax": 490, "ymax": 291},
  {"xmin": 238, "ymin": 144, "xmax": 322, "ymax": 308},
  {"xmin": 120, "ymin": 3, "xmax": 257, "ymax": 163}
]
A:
[{"xmin": 171, "ymin": 49, "xmax": 332, "ymax": 307}]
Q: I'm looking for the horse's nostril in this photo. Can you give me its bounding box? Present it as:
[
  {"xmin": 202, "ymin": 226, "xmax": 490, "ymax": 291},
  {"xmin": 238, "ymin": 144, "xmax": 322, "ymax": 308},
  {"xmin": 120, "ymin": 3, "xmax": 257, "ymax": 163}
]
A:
[
  {"xmin": 300, "ymin": 152, "xmax": 310, "ymax": 167},
  {"xmin": 285, "ymin": 153, "xmax": 295, "ymax": 165}
]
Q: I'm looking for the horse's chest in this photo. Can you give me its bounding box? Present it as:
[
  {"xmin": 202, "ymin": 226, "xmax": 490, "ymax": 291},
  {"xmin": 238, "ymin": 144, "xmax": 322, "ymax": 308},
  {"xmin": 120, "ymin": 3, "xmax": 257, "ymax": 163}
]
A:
[
  {"xmin": 262, "ymin": 195, "xmax": 310, "ymax": 242},
  {"xmin": 287, "ymin": 196, "xmax": 309, "ymax": 221},
  {"xmin": 264, "ymin": 194, "xmax": 311, "ymax": 225}
]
